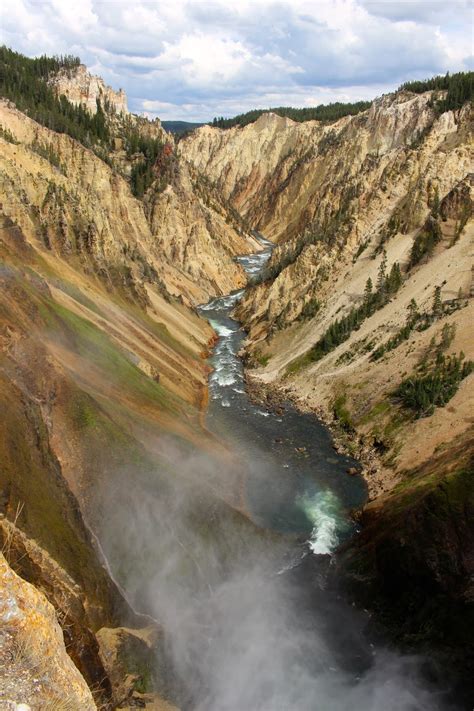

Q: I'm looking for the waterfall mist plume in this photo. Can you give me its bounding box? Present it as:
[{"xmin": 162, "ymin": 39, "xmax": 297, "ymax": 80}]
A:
[{"xmin": 97, "ymin": 437, "xmax": 449, "ymax": 711}]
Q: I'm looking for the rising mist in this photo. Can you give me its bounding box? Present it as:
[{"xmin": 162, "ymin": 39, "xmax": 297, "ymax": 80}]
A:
[{"xmin": 97, "ymin": 433, "xmax": 449, "ymax": 711}]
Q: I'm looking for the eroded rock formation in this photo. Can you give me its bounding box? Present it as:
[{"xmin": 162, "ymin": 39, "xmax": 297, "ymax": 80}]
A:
[
  {"xmin": 0, "ymin": 550, "xmax": 96, "ymax": 709},
  {"xmin": 1, "ymin": 59, "xmax": 473, "ymax": 706},
  {"xmin": 182, "ymin": 89, "xmax": 474, "ymax": 671},
  {"xmin": 49, "ymin": 64, "xmax": 128, "ymax": 115}
]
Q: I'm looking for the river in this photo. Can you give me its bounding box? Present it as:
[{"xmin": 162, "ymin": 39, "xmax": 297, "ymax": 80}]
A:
[
  {"xmin": 198, "ymin": 234, "xmax": 366, "ymax": 554},
  {"xmin": 102, "ymin": 236, "xmax": 449, "ymax": 710},
  {"xmin": 180, "ymin": 235, "xmax": 445, "ymax": 711}
]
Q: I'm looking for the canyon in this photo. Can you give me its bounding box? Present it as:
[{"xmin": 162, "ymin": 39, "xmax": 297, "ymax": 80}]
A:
[{"xmin": 0, "ymin": 56, "xmax": 473, "ymax": 709}]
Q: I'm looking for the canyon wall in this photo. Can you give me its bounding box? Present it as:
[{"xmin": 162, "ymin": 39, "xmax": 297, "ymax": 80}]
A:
[
  {"xmin": 180, "ymin": 93, "xmax": 438, "ymax": 243},
  {"xmin": 0, "ymin": 73, "xmax": 256, "ymax": 706},
  {"xmin": 0, "ymin": 99, "xmax": 255, "ymax": 306},
  {"xmin": 183, "ymin": 91, "xmax": 474, "ymax": 666},
  {"xmin": 182, "ymin": 92, "xmax": 473, "ymax": 494}
]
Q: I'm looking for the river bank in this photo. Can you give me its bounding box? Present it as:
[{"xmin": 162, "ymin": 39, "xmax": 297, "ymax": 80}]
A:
[
  {"xmin": 234, "ymin": 280, "xmax": 474, "ymax": 710},
  {"xmin": 187, "ymin": 237, "xmax": 459, "ymax": 710},
  {"xmin": 242, "ymin": 371, "xmax": 389, "ymax": 502}
]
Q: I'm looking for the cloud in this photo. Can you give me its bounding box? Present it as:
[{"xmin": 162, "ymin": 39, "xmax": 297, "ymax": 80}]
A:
[
  {"xmin": 1, "ymin": 0, "xmax": 472, "ymax": 121},
  {"xmin": 360, "ymin": 0, "xmax": 472, "ymax": 25}
]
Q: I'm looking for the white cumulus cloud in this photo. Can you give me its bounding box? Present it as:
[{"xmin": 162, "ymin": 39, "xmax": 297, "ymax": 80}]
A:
[{"xmin": 1, "ymin": 0, "xmax": 471, "ymax": 121}]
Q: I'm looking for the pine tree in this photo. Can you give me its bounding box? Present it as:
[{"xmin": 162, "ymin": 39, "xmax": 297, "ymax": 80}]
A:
[
  {"xmin": 432, "ymin": 285, "xmax": 442, "ymax": 317},
  {"xmin": 431, "ymin": 186, "xmax": 440, "ymax": 218},
  {"xmin": 440, "ymin": 323, "xmax": 456, "ymax": 349},
  {"xmin": 387, "ymin": 262, "xmax": 402, "ymax": 293},
  {"xmin": 364, "ymin": 277, "xmax": 373, "ymax": 302},
  {"xmin": 407, "ymin": 298, "xmax": 418, "ymax": 324},
  {"xmin": 376, "ymin": 249, "xmax": 387, "ymax": 300}
]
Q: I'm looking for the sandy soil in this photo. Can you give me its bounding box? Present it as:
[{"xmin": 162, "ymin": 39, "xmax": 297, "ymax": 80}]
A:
[{"xmin": 249, "ymin": 220, "xmax": 474, "ymax": 501}]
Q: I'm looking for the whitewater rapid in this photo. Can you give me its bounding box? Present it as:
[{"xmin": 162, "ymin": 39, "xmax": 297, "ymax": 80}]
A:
[{"xmin": 198, "ymin": 233, "xmax": 365, "ymax": 555}]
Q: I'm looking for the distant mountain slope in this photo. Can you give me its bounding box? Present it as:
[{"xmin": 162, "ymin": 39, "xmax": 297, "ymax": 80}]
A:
[
  {"xmin": 162, "ymin": 120, "xmax": 205, "ymax": 134},
  {"xmin": 209, "ymin": 71, "xmax": 472, "ymax": 130},
  {"xmin": 210, "ymin": 100, "xmax": 371, "ymax": 129}
]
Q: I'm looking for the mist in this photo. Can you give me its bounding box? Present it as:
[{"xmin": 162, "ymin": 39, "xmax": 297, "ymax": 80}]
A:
[
  {"xmin": 97, "ymin": 435, "xmax": 449, "ymax": 711},
  {"xmin": 92, "ymin": 233, "xmax": 455, "ymax": 710}
]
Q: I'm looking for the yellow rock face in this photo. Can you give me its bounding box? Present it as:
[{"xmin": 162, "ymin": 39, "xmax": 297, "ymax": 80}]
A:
[
  {"xmin": 49, "ymin": 64, "xmax": 128, "ymax": 115},
  {"xmin": 0, "ymin": 552, "xmax": 96, "ymax": 709},
  {"xmin": 183, "ymin": 92, "xmax": 473, "ymax": 500},
  {"xmin": 0, "ymin": 99, "xmax": 256, "ymax": 306}
]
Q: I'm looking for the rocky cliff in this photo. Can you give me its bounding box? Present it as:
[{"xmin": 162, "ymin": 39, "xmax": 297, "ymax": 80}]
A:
[
  {"xmin": 0, "ymin": 68, "xmax": 257, "ymax": 707},
  {"xmin": 43, "ymin": 61, "xmax": 258, "ymax": 302},
  {"xmin": 181, "ymin": 94, "xmax": 441, "ymax": 244},
  {"xmin": 183, "ymin": 89, "xmax": 474, "ymax": 672},
  {"xmin": 0, "ymin": 550, "xmax": 96, "ymax": 709},
  {"xmin": 49, "ymin": 63, "xmax": 128, "ymax": 114}
]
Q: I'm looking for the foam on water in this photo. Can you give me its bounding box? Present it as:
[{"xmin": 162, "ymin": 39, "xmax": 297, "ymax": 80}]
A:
[
  {"xmin": 199, "ymin": 289, "xmax": 246, "ymax": 311},
  {"xmin": 212, "ymin": 372, "xmax": 237, "ymax": 386},
  {"xmin": 298, "ymin": 489, "xmax": 348, "ymax": 555},
  {"xmin": 208, "ymin": 319, "xmax": 237, "ymax": 337}
]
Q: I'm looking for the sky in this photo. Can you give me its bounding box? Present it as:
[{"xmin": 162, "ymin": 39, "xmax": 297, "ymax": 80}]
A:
[{"xmin": 1, "ymin": 0, "xmax": 473, "ymax": 121}]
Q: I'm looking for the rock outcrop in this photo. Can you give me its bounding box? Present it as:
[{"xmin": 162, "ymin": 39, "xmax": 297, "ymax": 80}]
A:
[
  {"xmin": 97, "ymin": 625, "xmax": 180, "ymax": 709},
  {"xmin": 49, "ymin": 64, "xmax": 128, "ymax": 114},
  {"xmin": 0, "ymin": 551, "xmax": 96, "ymax": 709},
  {"xmin": 0, "ymin": 515, "xmax": 120, "ymax": 701}
]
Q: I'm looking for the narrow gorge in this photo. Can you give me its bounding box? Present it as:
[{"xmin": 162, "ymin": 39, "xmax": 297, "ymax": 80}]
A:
[{"xmin": 0, "ymin": 48, "xmax": 473, "ymax": 711}]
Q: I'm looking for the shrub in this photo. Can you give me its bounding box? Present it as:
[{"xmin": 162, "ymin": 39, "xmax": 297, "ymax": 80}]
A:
[
  {"xmin": 0, "ymin": 124, "xmax": 18, "ymax": 143},
  {"xmin": 332, "ymin": 393, "xmax": 353, "ymax": 431},
  {"xmin": 31, "ymin": 140, "xmax": 64, "ymax": 172},
  {"xmin": 298, "ymin": 298, "xmax": 321, "ymax": 321},
  {"xmin": 395, "ymin": 352, "xmax": 473, "ymax": 418}
]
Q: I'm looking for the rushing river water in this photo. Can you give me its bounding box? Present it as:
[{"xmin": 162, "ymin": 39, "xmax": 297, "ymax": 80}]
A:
[
  {"xmin": 178, "ymin": 234, "xmax": 447, "ymax": 711},
  {"xmin": 103, "ymin": 235, "xmax": 451, "ymax": 711},
  {"xmin": 198, "ymin": 234, "xmax": 366, "ymax": 555}
]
